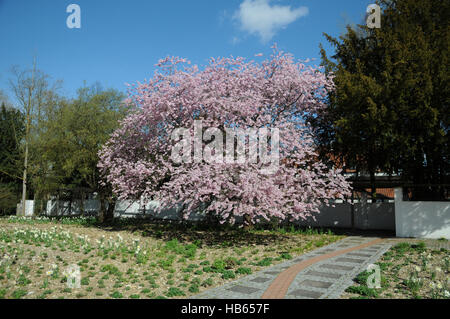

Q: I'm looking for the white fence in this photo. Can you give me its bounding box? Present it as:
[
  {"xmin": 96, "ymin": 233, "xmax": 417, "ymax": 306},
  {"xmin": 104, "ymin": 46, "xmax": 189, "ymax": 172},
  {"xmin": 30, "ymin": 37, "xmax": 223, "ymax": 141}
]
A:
[
  {"xmin": 394, "ymin": 188, "xmax": 450, "ymax": 239},
  {"xmin": 17, "ymin": 188, "xmax": 450, "ymax": 239},
  {"xmin": 38, "ymin": 197, "xmax": 395, "ymax": 231}
]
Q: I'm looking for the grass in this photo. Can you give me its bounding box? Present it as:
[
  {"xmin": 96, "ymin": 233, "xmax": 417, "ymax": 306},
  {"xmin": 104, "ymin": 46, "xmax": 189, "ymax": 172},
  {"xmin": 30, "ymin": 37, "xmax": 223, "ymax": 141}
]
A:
[
  {"xmin": 0, "ymin": 216, "xmax": 343, "ymax": 299},
  {"xmin": 343, "ymin": 242, "xmax": 449, "ymax": 299}
]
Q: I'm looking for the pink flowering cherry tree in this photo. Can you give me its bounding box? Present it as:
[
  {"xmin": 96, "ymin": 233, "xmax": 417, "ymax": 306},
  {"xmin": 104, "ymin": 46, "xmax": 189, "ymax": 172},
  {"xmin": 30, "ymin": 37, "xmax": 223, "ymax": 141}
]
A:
[{"xmin": 98, "ymin": 47, "xmax": 352, "ymax": 226}]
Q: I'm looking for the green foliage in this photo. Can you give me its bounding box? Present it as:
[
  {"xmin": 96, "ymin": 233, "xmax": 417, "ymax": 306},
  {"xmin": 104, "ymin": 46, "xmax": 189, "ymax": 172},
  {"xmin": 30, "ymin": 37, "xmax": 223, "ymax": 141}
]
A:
[
  {"xmin": 188, "ymin": 284, "xmax": 200, "ymax": 293},
  {"xmin": 345, "ymin": 285, "xmax": 379, "ymax": 298},
  {"xmin": 0, "ymin": 103, "xmax": 24, "ymax": 214},
  {"xmin": 235, "ymin": 267, "xmax": 252, "ymax": 275},
  {"xmin": 212, "ymin": 259, "xmax": 226, "ymax": 272},
  {"xmin": 163, "ymin": 239, "xmax": 197, "ymax": 259},
  {"xmin": 166, "ymin": 287, "xmax": 185, "ymax": 297},
  {"xmin": 30, "ymin": 85, "xmax": 128, "ymax": 217},
  {"xmin": 221, "ymin": 270, "xmax": 236, "ymax": 280},
  {"xmin": 12, "ymin": 289, "xmax": 28, "ymax": 299},
  {"xmin": 201, "ymin": 278, "xmax": 214, "ymax": 287},
  {"xmin": 280, "ymin": 253, "xmax": 293, "ymax": 260},
  {"xmin": 314, "ymin": 0, "xmax": 449, "ymax": 187},
  {"xmin": 256, "ymin": 257, "xmax": 273, "ymax": 267},
  {"xmin": 100, "ymin": 264, "xmax": 122, "ymax": 277},
  {"xmin": 110, "ymin": 291, "xmax": 123, "ymax": 299}
]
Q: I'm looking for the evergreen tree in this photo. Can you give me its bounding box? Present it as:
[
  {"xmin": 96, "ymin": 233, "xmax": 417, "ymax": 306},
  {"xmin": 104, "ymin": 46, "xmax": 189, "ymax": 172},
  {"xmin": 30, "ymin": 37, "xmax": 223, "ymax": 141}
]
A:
[
  {"xmin": 314, "ymin": 0, "xmax": 449, "ymax": 196},
  {"xmin": 0, "ymin": 103, "xmax": 25, "ymax": 213}
]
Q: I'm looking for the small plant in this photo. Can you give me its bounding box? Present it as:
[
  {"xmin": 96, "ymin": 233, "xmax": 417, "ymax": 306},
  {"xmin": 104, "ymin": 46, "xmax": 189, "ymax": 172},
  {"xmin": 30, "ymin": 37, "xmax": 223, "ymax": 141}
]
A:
[
  {"xmin": 212, "ymin": 259, "xmax": 226, "ymax": 272},
  {"xmin": 189, "ymin": 284, "xmax": 200, "ymax": 293},
  {"xmin": 221, "ymin": 270, "xmax": 236, "ymax": 280},
  {"xmin": 236, "ymin": 267, "xmax": 252, "ymax": 275},
  {"xmin": 345, "ymin": 286, "xmax": 379, "ymax": 298},
  {"xmin": 12, "ymin": 289, "xmax": 28, "ymax": 299},
  {"xmin": 201, "ymin": 278, "xmax": 214, "ymax": 287},
  {"xmin": 110, "ymin": 291, "xmax": 123, "ymax": 299},
  {"xmin": 257, "ymin": 257, "xmax": 273, "ymax": 267},
  {"xmin": 404, "ymin": 272, "xmax": 423, "ymax": 294},
  {"xmin": 166, "ymin": 287, "xmax": 185, "ymax": 297},
  {"xmin": 280, "ymin": 253, "xmax": 293, "ymax": 260},
  {"xmin": 224, "ymin": 257, "xmax": 239, "ymax": 269}
]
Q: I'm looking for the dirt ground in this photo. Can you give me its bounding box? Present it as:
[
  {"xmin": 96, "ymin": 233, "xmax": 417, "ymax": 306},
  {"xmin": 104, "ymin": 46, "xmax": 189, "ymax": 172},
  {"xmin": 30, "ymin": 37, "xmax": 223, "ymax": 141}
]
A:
[
  {"xmin": 342, "ymin": 239, "xmax": 449, "ymax": 299},
  {"xmin": 0, "ymin": 218, "xmax": 342, "ymax": 299}
]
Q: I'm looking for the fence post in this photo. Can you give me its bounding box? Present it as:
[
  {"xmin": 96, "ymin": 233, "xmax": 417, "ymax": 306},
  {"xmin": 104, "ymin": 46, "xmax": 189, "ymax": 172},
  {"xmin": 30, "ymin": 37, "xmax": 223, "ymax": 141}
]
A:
[
  {"xmin": 394, "ymin": 187, "xmax": 403, "ymax": 237},
  {"xmin": 351, "ymin": 190, "xmax": 355, "ymax": 229},
  {"xmin": 361, "ymin": 192, "xmax": 368, "ymax": 229}
]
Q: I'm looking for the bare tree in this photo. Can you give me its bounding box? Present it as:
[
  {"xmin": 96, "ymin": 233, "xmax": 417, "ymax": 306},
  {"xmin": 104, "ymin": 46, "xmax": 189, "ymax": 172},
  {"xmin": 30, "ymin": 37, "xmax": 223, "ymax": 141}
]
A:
[{"xmin": 8, "ymin": 58, "xmax": 59, "ymax": 216}]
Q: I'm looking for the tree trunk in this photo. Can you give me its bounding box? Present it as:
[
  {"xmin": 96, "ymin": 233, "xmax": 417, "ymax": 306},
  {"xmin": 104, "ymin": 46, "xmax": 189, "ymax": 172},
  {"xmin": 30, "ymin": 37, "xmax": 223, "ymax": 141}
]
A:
[
  {"xmin": 243, "ymin": 213, "xmax": 253, "ymax": 231},
  {"xmin": 98, "ymin": 193, "xmax": 115, "ymax": 224},
  {"xmin": 80, "ymin": 190, "xmax": 85, "ymax": 217},
  {"xmin": 104, "ymin": 198, "xmax": 116, "ymax": 223},
  {"xmin": 99, "ymin": 194, "xmax": 106, "ymax": 223},
  {"xmin": 20, "ymin": 141, "xmax": 28, "ymax": 216}
]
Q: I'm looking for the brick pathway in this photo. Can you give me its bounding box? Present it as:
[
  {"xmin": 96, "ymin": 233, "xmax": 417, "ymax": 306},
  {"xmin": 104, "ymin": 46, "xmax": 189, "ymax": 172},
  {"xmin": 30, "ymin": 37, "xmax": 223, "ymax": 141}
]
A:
[{"xmin": 191, "ymin": 236, "xmax": 392, "ymax": 299}]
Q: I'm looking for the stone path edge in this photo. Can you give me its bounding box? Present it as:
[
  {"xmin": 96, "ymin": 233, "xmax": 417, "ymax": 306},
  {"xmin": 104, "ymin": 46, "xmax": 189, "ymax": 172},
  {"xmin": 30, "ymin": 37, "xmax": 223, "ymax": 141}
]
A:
[{"xmin": 260, "ymin": 238, "xmax": 385, "ymax": 299}]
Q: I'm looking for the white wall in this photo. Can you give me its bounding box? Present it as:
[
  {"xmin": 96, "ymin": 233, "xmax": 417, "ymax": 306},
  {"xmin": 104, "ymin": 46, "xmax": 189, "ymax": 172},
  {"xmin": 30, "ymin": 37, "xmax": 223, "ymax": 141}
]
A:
[
  {"xmin": 395, "ymin": 188, "xmax": 450, "ymax": 239},
  {"xmin": 295, "ymin": 201, "xmax": 395, "ymax": 231},
  {"xmin": 16, "ymin": 200, "xmax": 34, "ymax": 216},
  {"xmin": 41, "ymin": 198, "xmax": 395, "ymax": 230}
]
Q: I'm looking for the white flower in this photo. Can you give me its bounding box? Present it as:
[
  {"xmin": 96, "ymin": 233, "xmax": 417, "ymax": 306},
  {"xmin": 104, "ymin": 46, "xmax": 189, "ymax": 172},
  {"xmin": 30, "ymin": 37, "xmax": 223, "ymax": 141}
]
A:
[
  {"xmin": 414, "ymin": 266, "xmax": 421, "ymax": 272},
  {"xmin": 437, "ymin": 282, "xmax": 443, "ymax": 289},
  {"xmin": 46, "ymin": 270, "xmax": 53, "ymax": 276},
  {"xmin": 435, "ymin": 267, "xmax": 442, "ymax": 272},
  {"xmin": 444, "ymin": 290, "xmax": 450, "ymax": 297}
]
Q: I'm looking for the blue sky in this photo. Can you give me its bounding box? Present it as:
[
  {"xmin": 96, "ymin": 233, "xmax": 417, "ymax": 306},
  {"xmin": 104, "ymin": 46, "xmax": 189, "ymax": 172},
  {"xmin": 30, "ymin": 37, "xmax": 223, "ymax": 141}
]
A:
[{"xmin": 0, "ymin": 0, "xmax": 372, "ymax": 101}]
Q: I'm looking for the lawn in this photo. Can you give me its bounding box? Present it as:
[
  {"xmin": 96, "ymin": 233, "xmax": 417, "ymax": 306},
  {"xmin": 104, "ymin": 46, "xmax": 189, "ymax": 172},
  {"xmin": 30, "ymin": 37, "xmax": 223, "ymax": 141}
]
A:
[
  {"xmin": 342, "ymin": 241, "xmax": 450, "ymax": 299},
  {"xmin": 0, "ymin": 216, "xmax": 342, "ymax": 299}
]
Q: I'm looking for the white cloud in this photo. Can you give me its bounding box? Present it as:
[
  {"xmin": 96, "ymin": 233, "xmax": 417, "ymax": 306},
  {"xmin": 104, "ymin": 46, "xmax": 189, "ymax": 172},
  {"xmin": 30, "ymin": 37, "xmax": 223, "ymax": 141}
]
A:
[{"xmin": 233, "ymin": 0, "xmax": 309, "ymax": 43}]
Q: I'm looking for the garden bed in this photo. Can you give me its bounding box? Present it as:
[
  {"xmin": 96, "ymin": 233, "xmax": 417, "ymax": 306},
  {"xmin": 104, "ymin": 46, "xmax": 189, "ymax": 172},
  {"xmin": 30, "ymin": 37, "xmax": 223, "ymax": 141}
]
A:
[
  {"xmin": 342, "ymin": 241, "xmax": 449, "ymax": 299},
  {"xmin": 0, "ymin": 216, "xmax": 342, "ymax": 299}
]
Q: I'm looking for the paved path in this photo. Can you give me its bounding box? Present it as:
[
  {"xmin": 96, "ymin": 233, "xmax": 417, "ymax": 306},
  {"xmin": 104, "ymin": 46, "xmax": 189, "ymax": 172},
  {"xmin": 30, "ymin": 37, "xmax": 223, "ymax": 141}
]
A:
[{"xmin": 192, "ymin": 236, "xmax": 392, "ymax": 299}]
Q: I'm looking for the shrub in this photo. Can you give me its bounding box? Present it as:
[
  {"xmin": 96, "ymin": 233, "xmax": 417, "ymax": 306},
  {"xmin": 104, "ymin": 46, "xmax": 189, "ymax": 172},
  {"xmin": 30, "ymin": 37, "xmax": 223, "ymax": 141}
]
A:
[
  {"xmin": 345, "ymin": 286, "xmax": 379, "ymax": 298},
  {"xmin": 236, "ymin": 267, "xmax": 252, "ymax": 275},
  {"xmin": 166, "ymin": 287, "xmax": 185, "ymax": 297},
  {"xmin": 221, "ymin": 270, "xmax": 236, "ymax": 280},
  {"xmin": 257, "ymin": 257, "xmax": 273, "ymax": 266}
]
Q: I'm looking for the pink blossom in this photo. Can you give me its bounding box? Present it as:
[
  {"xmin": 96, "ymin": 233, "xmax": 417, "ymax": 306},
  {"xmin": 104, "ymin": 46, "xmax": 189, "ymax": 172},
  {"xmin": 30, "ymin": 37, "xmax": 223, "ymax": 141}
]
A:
[{"xmin": 98, "ymin": 48, "xmax": 352, "ymax": 225}]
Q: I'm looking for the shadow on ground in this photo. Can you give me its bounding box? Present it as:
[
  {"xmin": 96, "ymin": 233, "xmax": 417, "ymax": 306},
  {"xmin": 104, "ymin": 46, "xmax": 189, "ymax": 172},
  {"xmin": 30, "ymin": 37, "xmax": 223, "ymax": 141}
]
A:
[{"xmin": 69, "ymin": 217, "xmax": 395, "ymax": 247}]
